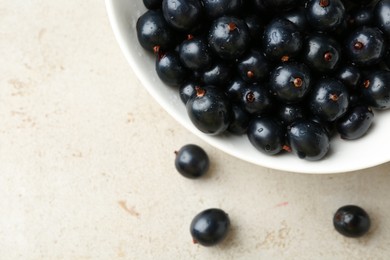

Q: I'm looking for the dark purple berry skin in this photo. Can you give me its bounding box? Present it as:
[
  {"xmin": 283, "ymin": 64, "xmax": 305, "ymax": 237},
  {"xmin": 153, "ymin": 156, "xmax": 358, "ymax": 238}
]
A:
[
  {"xmin": 345, "ymin": 26, "xmax": 387, "ymax": 66},
  {"xmin": 287, "ymin": 119, "xmax": 330, "ymax": 161},
  {"xmin": 179, "ymin": 37, "xmax": 213, "ymax": 71},
  {"xmin": 262, "ymin": 18, "xmax": 303, "ymax": 61},
  {"xmin": 303, "ymin": 34, "xmax": 341, "ymax": 73},
  {"xmin": 174, "ymin": 144, "xmax": 209, "ymax": 179},
  {"xmin": 201, "ymin": 0, "xmax": 243, "ymax": 19},
  {"xmin": 308, "ymin": 78, "xmax": 350, "ymax": 122},
  {"xmin": 179, "ymin": 81, "xmax": 198, "ymax": 104},
  {"xmin": 201, "ymin": 62, "xmax": 232, "ymax": 87},
  {"xmin": 237, "ymin": 49, "xmax": 270, "ymax": 83},
  {"xmin": 336, "ymin": 105, "xmax": 374, "ymax": 140},
  {"xmin": 156, "ymin": 51, "xmax": 188, "ymax": 86},
  {"xmin": 333, "ymin": 205, "xmax": 371, "ymax": 238},
  {"xmin": 162, "ymin": 0, "xmax": 202, "ymax": 31},
  {"xmin": 143, "ymin": 0, "xmax": 162, "ymax": 9},
  {"xmin": 263, "ymin": 0, "xmax": 298, "ymax": 11},
  {"xmin": 335, "ymin": 65, "xmax": 362, "ymax": 92},
  {"xmin": 374, "ymin": 0, "xmax": 390, "ymax": 39},
  {"xmin": 360, "ymin": 70, "xmax": 390, "ymax": 110},
  {"xmin": 269, "ymin": 62, "xmax": 312, "ymax": 104},
  {"xmin": 208, "ymin": 16, "xmax": 251, "ymax": 60},
  {"xmin": 239, "ymin": 84, "xmax": 272, "ymax": 115},
  {"xmin": 247, "ymin": 117, "xmax": 286, "ymax": 155},
  {"xmin": 190, "ymin": 208, "xmax": 230, "ymax": 247},
  {"xmin": 136, "ymin": 10, "xmax": 177, "ymax": 52},
  {"xmin": 277, "ymin": 104, "xmax": 307, "ymax": 126},
  {"xmin": 186, "ymin": 86, "xmax": 231, "ymax": 135},
  {"xmin": 244, "ymin": 14, "xmax": 264, "ymax": 44},
  {"xmin": 228, "ymin": 105, "xmax": 251, "ymax": 135},
  {"xmin": 281, "ymin": 7, "xmax": 309, "ymax": 32},
  {"xmin": 347, "ymin": 7, "xmax": 374, "ymax": 28},
  {"xmin": 305, "ymin": 0, "xmax": 346, "ymax": 32}
]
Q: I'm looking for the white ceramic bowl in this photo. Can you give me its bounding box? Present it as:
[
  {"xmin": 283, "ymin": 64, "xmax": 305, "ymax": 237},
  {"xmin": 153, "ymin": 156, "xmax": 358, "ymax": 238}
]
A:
[{"xmin": 105, "ymin": 0, "xmax": 390, "ymax": 174}]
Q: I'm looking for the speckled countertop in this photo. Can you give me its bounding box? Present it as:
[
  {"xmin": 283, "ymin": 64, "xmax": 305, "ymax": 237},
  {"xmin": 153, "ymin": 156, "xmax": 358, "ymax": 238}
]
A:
[{"xmin": 1, "ymin": 1, "xmax": 390, "ymax": 259}]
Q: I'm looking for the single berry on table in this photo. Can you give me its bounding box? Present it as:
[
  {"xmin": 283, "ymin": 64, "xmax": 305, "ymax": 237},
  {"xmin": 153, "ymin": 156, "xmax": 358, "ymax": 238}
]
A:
[
  {"xmin": 174, "ymin": 144, "xmax": 210, "ymax": 179},
  {"xmin": 333, "ymin": 205, "xmax": 371, "ymax": 238},
  {"xmin": 190, "ymin": 208, "xmax": 230, "ymax": 246}
]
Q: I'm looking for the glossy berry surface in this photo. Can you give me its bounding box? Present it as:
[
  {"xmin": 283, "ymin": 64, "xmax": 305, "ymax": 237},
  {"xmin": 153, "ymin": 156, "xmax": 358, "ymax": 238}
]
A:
[
  {"xmin": 333, "ymin": 205, "xmax": 371, "ymax": 238},
  {"xmin": 143, "ymin": 0, "xmax": 162, "ymax": 9},
  {"xmin": 374, "ymin": 0, "xmax": 390, "ymax": 39},
  {"xmin": 179, "ymin": 81, "xmax": 198, "ymax": 104},
  {"xmin": 360, "ymin": 70, "xmax": 390, "ymax": 109},
  {"xmin": 208, "ymin": 16, "xmax": 250, "ymax": 60},
  {"xmin": 236, "ymin": 49, "xmax": 269, "ymax": 83},
  {"xmin": 336, "ymin": 105, "xmax": 374, "ymax": 139},
  {"xmin": 201, "ymin": 0, "xmax": 243, "ymax": 19},
  {"xmin": 228, "ymin": 104, "xmax": 251, "ymax": 135},
  {"xmin": 345, "ymin": 26, "xmax": 387, "ymax": 66},
  {"xmin": 190, "ymin": 208, "xmax": 230, "ymax": 246},
  {"xmin": 247, "ymin": 117, "xmax": 286, "ymax": 155},
  {"xmin": 162, "ymin": 0, "xmax": 202, "ymax": 31},
  {"xmin": 277, "ymin": 103, "xmax": 306, "ymax": 126},
  {"xmin": 238, "ymin": 84, "xmax": 272, "ymax": 114},
  {"xmin": 303, "ymin": 34, "xmax": 341, "ymax": 73},
  {"xmin": 262, "ymin": 18, "xmax": 302, "ymax": 61},
  {"xmin": 201, "ymin": 62, "xmax": 232, "ymax": 87},
  {"xmin": 186, "ymin": 86, "xmax": 231, "ymax": 135},
  {"xmin": 269, "ymin": 62, "xmax": 311, "ymax": 103},
  {"xmin": 179, "ymin": 36, "xmax": 213, "ymax": 71},
  {"xmin": 287, "ymin": 119, "xmax": 330, "ymax": 161},
  {"xmin": 305, "ymin": 0, "xmax": 346, "ymax": 31},
  {"xmin": 174, "ymin": 144, "xmax": 209, "ymax": 179},
  {"xmin": 155, "ymin": 50, "xmax": 188, "ymax": 86},
  {"xmin": 335, "ymin": 65, "xmax": 361, "ymax": 91},
  {"xmin": 136, "ymin": 10, "xmax": 177, "ymax": 52},
  {"xmin": 308, "ymin": 78, "xmax": 349, "ymax": 122},
  {"xmin": 281, "ymin": 7, "xmax": 309, "ymax": 32}
]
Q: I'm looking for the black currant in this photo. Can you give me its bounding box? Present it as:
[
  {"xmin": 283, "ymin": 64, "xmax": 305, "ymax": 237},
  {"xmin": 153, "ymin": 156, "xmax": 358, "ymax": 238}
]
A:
[
  {"xmin": 287, "ymin": 119, "xmax": 330, "ymax": 161},
  {"xmin": 333, "ymin": 205, "xmax": 371, "ymax": 238},
  {"xmin": 190, "ymin": 208, "xmax": 230, "ymax": 246},
  {"xmin": 201, "ymin": 0, "xmax": 243, "ymax": 19},
  {"xmin": 186, "ymin": 86, "xmax": 231, "ymax": 135},
  {"xmin": 262, "ymin": 18, "xmax": 303, "ymax": 62},
  {"xmin": 179, "ymin": 36, "xmax": 213, "ymax": 71},
  {"xmin": 136, "ymin": 10, "xmax": 177, "ymax": 52},
  {"xmin": 303, "ymin": 34, "xmax": 341, "ymax": 73},
  {"xmin": 155, "ymin": 50, "xmax": 189, "ymax": 86},
  {"xmin": 236, "ymin": 49, "xmax": 270, "ymax": 83},
  {"xmin": 208, "ymin": 16, "xmax": 251, "ymax": 60},
  {"xmin": 308, "ymin": 78, "xmax": 350, "ymax": 122},
  {"xmin": 174, "ymin": 144, "xmax": 209, "ymax": 179},
  {"xmin": 336, "ymin": 105, "xmax": 374, "ymax": 140},
  {"xmin": 374, "ymin": 0, "xmax": 390, "ymax": 39},
  {"xmin": 345, "ymin": 26, "xmax": 387, "ymax": 66},
  {"xmin": 305, "ymin": 0, "xmax": 346, "ymax": 32},
  {"xmin": 247, "ymin": 117, "xmax": 286, "ymax": 155},
  {"xmin": 269, "ymin": 62, "xmax": 312, "ymax": 103},
  {"xmin": 360, "ymin": 70, "xmax": 390, "ymax": 109},
  {"xmin": 143, "ymin": 0, "xmax": 162, "ymax": 9},
  {"xmin": 162, "ymin": 0, "xmax": 203, "ymax": 32}
]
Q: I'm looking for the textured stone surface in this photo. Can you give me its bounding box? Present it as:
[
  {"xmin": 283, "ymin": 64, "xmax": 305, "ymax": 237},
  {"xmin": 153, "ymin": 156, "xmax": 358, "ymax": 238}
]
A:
[{"xmin": 1, "ymin": 1, "xmax": 390, "ymax": 259}]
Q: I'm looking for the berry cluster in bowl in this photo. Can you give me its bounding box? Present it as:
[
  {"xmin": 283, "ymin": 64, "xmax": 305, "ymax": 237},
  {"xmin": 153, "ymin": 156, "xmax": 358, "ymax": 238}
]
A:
[{"xmin": 136, "ymin": 0, "xmax": 390, "ymax": 161}]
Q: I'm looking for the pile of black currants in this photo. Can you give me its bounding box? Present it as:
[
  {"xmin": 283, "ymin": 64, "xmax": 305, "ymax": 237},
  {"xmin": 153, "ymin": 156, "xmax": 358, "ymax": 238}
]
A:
[{"xmin": 137, "ymin": 0, "xmax": 390, "ymax": 161}]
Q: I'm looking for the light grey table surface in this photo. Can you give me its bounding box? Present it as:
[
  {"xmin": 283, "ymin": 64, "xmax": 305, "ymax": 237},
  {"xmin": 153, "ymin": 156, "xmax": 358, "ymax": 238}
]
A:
[{"xmin": 1, "ymin": 1, "xmax": 390, "ymax": 259}]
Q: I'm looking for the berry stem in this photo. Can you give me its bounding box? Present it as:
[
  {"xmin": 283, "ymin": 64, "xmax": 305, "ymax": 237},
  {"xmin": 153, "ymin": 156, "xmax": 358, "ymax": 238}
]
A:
[
  {"xmin": 319, "ymin": 0, "xmax": 329, "ymax": 7},
  {"xmin": 195, "ymin": 86, "xmax": 206, "ymax": 97},
  {"xmin": 293, "ymin": 77, "xmax": 303, "ymax": 88},
  {"xmin": 227, "ymin": 22, "xmax": 237, "ymax": 31}
]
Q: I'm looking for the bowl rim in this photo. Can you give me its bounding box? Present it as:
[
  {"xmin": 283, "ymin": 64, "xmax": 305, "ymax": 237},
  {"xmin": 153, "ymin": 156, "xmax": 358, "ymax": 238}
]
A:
[{"xmin": 104, "ymin": 0, "xmax": 390, "ymax": 174}]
